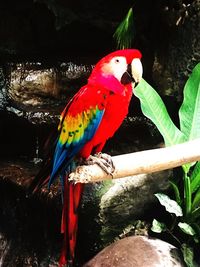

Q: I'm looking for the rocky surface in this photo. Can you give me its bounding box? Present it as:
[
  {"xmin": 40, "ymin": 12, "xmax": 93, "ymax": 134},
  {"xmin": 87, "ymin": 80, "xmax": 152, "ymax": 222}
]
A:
[
  {"xmin": 0, "ymin": 160, "xmax": 178, "ymax": 266},
  {"xmin": 99, "ymin": 171, "xmax": 171, "ymax": 246},
  {"xmin": 84, "ymin": 235, "xmax": 186, "ymax": 267},
  {"xmin": 0, "ymin": 161, "xmax": 62, "ymax": 266}
]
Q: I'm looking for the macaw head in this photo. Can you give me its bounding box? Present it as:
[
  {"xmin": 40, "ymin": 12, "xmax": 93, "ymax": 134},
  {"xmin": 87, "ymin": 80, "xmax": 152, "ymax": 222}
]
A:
[{"xmin": 88, "ymin": 49, "xmax": 143, "ymax": 95}]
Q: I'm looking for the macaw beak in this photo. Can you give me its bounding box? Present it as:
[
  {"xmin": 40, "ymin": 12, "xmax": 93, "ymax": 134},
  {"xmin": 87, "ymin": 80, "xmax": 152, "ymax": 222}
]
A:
[
  {"xmin": 121, "ymin": 58, "xmax": 143, "ymax": 86},
  {"xmin": 131, "ymin": 58, "xmax": 143, "ymax": 85}
]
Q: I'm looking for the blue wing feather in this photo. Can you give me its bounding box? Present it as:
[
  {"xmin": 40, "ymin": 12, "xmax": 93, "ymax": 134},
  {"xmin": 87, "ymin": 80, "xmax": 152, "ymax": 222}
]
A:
[{"xmin": 48, "ymin": 106, "xmax": 104, "ymax": 187}]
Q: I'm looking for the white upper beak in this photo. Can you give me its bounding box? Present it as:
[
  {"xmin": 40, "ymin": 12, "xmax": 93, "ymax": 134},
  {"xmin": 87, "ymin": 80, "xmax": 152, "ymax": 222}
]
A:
[{"xmin": 131, "ymin": 58, "xmax": 143, "ymax": 83}]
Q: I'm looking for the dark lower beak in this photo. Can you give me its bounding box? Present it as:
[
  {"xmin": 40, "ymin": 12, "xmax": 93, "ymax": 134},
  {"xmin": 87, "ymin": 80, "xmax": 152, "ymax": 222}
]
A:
[{"xmin": 120, "ymin": 64, "xmax": 135, "ymax": 85}]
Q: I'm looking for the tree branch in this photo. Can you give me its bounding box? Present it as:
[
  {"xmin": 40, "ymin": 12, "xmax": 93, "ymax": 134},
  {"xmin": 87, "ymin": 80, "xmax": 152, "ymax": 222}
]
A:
[{"xmin": 69, "ymin": 138, "xmax": 200, "ymax": 184}]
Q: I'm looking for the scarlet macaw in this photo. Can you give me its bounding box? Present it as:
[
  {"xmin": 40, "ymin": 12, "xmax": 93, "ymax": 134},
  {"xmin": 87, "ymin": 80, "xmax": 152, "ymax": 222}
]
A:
[{"xmin": 30, "ymin": 49, "xmax": 143, "ymax": 266}]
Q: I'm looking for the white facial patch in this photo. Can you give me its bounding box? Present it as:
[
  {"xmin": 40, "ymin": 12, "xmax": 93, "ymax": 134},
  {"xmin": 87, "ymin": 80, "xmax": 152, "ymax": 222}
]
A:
[{"xmin": 106, "ymin": 56, "xmax": 127, "ymax": 81}]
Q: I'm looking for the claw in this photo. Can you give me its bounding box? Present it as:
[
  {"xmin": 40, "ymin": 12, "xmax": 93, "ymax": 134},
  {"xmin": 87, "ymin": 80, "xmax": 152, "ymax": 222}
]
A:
[{"xmin": 84, "ymin": 152, "xmax": 115, "ymax": 176}]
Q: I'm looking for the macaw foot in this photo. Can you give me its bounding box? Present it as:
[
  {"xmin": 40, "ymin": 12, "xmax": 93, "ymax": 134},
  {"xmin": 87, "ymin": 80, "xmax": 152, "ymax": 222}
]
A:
[{"xmin": 85, "ymin": 152, "xmax": 115, "ymax": 176}]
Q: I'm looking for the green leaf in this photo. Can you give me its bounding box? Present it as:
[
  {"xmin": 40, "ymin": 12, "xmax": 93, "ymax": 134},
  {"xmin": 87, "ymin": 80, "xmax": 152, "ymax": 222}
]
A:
[
  {"xmin": 155, "ymin": 193, "xmax": 183, "ymax": 216},
  {"xmin": 191, "ymin": 161, "xmax": 200, "ymax": 193},
  {"xmin": 134, "ymin": 79, "xmax": 186, "ymax": 146},
  {"xmin": 182, "ymin": 164, "xmax": 193, "ymax": 175},
  {"xmin": 170, "ymin": 181, "xmax": 181, "ymax": 206},
  {"xmin": 184, "ymin": 174, "xmax": 192, "ymax": 217},
  {"xmin": 113, "ymin": 8, "xmax": 134, "ymax": 49},
  {"xmin": 191, "ymin": 162, "xmax": 200, "ymax": 209},
  {"xmin": 179, "ymin": 63, "xmax": 200, "ymax": 141},
  {"xmin": 151, "ymin": 219, "xmax": 166, "ymax": 233},
  {"xmin": 178, "ymin": 222, "xmax": 196, "ymax": 236},
  {"xmin": 191, "ymin": 223, "xmax": 200, "ymax": 240},
  {"xmin": 181, "ymin": 244, "xmax": 197, "ymax": 267},
  {"xmin": 192, "ymin": 188, "xmax": 200, "ymax": 210}
]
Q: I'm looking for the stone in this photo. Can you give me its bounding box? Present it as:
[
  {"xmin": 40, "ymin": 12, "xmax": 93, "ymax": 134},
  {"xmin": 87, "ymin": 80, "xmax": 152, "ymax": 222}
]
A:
[
  {"xmin": 99, "ymin": 170, "xmax": 171, "ymax": 245},
  {"xmin": 83, "ymin": 235, "xmax": 185, "ymax": 267}
]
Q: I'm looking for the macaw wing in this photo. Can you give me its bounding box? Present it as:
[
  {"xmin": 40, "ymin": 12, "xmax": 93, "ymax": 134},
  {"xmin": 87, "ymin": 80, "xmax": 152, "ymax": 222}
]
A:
[{"xmin": 49, "ymin": 89, "xmax": 105, "ymax": 186}]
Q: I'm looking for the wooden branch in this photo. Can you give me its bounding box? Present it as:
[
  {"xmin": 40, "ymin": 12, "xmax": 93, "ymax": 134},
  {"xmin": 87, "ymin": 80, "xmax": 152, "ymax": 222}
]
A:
[{"xmin": 69, "ymin": 138, "xmax": 200, "ymax": 184}]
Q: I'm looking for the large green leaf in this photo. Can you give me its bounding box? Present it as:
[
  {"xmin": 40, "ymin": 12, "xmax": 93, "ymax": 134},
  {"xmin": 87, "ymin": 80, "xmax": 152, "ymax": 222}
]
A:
[
  {"xmin": 179, "ymin": 63, "xmax": 200, "ymax": 141},
  {"xmin": 134, "ymin": 79, "xmax": 186, "ymax": 146}
]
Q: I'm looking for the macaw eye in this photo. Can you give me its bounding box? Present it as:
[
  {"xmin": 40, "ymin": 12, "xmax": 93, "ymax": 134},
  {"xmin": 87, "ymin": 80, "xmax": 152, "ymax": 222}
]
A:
[{"xmin": 115, "ymin": 59, "xmax": 120, "ymax": 63}]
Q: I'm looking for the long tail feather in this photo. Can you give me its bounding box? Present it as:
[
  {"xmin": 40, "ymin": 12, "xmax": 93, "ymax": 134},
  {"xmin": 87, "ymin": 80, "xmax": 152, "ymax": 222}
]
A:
[
  {"xmin": 28, "ymin": 159, "xmax": 52, "ymax": 194},
  {"xmin": 59, "ymin": 177, "xmax": 84, "ymax": 267}
]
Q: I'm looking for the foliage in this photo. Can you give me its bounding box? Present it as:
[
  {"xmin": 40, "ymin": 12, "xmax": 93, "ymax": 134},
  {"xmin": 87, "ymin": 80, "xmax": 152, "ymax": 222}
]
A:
[
  {"xmin": 134, "ymin": 63, "xmax": 200, "ymax": 267},
  {"xmin": 113, "ymin": 8, "xmax": 135, "ymax": 49}
]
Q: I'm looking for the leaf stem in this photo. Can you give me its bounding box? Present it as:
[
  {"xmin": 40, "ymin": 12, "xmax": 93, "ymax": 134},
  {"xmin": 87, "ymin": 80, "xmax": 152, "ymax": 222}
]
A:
[
  {"xmin": 184, "ymin": 172, "xmax": 192, "ymax": 218},
  {"xmin": 166, "ymin": 228, "xmax": 182, "ymax": 246}
]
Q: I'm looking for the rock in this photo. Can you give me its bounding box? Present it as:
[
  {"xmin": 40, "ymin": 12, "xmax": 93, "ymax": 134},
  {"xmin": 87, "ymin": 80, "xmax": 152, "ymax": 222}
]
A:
[
  {"xmin": 99, "ymin": 170, "xmax": 171, "ymax": 245},
  {"xmin": 8, "ymin": 61, "xmax": 92, "ymax": 107},
  {"xmin": 83, "ymin": 235, "xmax": 185, "ymax": 267},
  {"xmin": 0, "ymin": 162, "xmax": 62, "ymax": 266}
]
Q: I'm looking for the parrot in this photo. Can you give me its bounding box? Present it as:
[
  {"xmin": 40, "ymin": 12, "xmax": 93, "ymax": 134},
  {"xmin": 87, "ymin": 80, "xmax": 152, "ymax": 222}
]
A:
[{"xmin": 29, "ymin": 49, "xmax": 143, "ymax": 267}]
